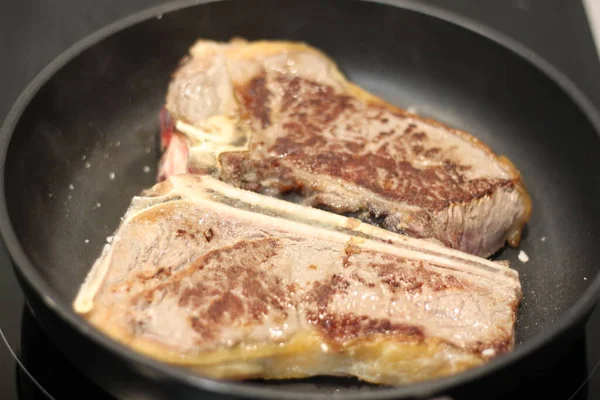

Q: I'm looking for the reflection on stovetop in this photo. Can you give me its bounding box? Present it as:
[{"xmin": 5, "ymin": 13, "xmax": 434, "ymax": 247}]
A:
[
  {"xmin": 9, "ymin": 305, "xmax": 591, "ymax": 400},
  {"xmin": 16, "ymin": 306, "xmax": 113, "ymax": 400}
]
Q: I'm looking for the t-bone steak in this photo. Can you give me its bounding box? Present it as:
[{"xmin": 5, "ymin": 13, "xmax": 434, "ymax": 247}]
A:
[
  {"xmin": 74, "ymin": 174, "xmax": 521, "ymax": 386},
  {"xmin": 159, "ymin": 38, "xmax": 532, "ymax": 257}
]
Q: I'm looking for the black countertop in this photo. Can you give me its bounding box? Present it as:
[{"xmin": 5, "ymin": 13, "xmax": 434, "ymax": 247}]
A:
[{"xmin": 1, "ymin": 1, "xmax": 600, "ymax": 399}]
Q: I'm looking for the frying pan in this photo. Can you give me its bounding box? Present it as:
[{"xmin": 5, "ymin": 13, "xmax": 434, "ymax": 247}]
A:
[{"xmin": 2, "ymin": 0, "xmax": 600, "ymax": 398}]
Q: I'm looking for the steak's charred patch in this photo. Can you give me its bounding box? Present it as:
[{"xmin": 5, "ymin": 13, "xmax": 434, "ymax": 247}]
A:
[
  {"xmin": 203, "ymin": 227, "xmax": 215, "ymax": 242},
  {"xmin": 307, "ymin": 312, "xmax": 424, "ymax": 345},
  {"xmin": 304, "ymin": 274, "xmax": 351, "ymax": 310},
  {"xmin": 237, "ymin": 72, "xmax": 272, "ymax": 129},
  {"xmin": 370, "ymin": 259, "xmax": 467, "ymax": 294},
  {"xmin": 130, "ymin": 238, "xmax": 287, "ymax": 341}
]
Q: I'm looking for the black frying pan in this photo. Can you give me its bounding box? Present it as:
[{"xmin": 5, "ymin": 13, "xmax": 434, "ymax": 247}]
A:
[{"xmin": 2, "ymin": 0, "xmax": 600, "ymax": 399}]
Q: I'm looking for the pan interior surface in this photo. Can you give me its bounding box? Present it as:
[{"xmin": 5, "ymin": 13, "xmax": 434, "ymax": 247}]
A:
[{"xmin": 3, "ymin": 0, "xmax": 600, "ymax": 395}]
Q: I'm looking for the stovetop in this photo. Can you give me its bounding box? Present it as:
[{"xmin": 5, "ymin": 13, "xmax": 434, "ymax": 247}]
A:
[{"xmin": 2, "ymin": 1, "xmax": 600, "ymax": 399}]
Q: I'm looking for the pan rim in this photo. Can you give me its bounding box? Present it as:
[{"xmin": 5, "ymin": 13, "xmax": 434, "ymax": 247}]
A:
[{"xmin": 1, "ymin": 0, "xmax": 600, "ymax": 398}]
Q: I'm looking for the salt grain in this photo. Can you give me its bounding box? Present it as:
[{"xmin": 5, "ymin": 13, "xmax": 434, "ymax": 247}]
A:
[
  {"xmin": 106, "ymin": 236, "xmax": 113, "ymax": 244},
  {"xmin": 143, "ymin": 165, "xmax": 150, "ymax": 173},
  {"xmin": 518, "ymin": 250, "xmax": 529, "ymax": 263},
  {"xmin": 115, "ymin": 141, "xmax": 121, "ymax": 147},
  {"xmin": 48, "ymin": 193, "xmax": 53, "ymax": 198},
  {"xmin": 541, "ymin": 237, "xmax": 547, "ymax": 242},
  {"xmin": 584, "ymin": 277, "xmax": 588, "ymax": 281},
  {"xmin": 104, "ymin": 153, "xmax": 109, "ymax": 159},
  {"xmin": 145, "ymin": 147, "xmax": 151, "ymax": 154},
  {"xmin": 81, "ymin": 155, "xmax": 86, "ymax": 161},
  {"xmin": 407, "ymin": 106, "xmax": 418, "ymax": 114},
  {"xmin": 68, "ymin": 184, "xmax": 74, "ymax": 190},
  {"xmin": 96, "ymin": 202, "xmax": 101, "ymax": 208},
  {"xmin": 109, "ymin": 172, "xmax": 115, "ymax": 180},
  {"xmin": 84, "ymin": 239, "xmax": 89, "ymax": 243},
  {"xmin": 85, "ymin": 162, "xmax": 91, "ymax": 169}
]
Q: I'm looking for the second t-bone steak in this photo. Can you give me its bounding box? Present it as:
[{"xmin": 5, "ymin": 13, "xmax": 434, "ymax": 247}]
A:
[
  {"xmin": 158, "ymin": 39, "xmax": 532, "ymax": 257},
  {"xmin": 74, "ymin": 174, "xmax": 521, "ymax": 386}
]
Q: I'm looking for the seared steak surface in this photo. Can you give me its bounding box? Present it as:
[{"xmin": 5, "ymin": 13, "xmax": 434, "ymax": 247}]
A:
[
  {"xmin": 159, "ymin": 39, "xmax": 531, "ymax": 257},
  {"xmin": 74, "ymin": 175, "xmax": 521, "ymax": 385}
]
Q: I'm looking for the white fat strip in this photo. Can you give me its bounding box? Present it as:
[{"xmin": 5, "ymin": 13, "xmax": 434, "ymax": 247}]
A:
[
  {"xmin": 176, "ymin": 117, "xmax": 250, "ymax": 170},
  {"xmin": 175, "ymin": 117, "xmax": 247, "ymax": 147},
  {"xmin": 184, "ymin": 176, "xmax": 518, "ymax": 279},
  {"xmin": 73, "ymin": 244, "xmax": 115, "ymax": 314},
  {"xmin": 172, "ymin": 176, "xmax": 519, "ymax": 287}
]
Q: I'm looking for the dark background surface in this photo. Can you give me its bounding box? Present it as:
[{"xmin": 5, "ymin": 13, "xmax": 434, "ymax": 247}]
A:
[{"xmin": 1, "ymin": 0, "xmax": 600, "ymax": 399}]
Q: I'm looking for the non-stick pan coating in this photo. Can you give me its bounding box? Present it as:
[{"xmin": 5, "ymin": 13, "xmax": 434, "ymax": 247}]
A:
[{"xmin": 2, "ymin": 0, "xmax": 600, "ymax": 398}]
